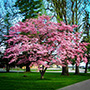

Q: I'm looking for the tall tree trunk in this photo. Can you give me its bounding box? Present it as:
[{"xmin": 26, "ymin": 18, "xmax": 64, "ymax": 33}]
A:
[
  {"xmin": 85, "ymin": 48, "xmax": 89, "ymax": 73},
  {"xmin": 26, "ymin": 63, "xmax": 30, "ymax": 72},
  {"xmin": 62, "ymin": 64, "xmax": 69, "ymax": 75},
  {"xmin": 75, "ymin": 64, "xmax": 79, "ymax": 74},
  {"xmin": 85, "ymin": 62, "xmax": 88, "ymax": 73},
  {"xmin": 72, "ymin": 65, "xmax": 74, "ymax": 70},
  {"xmin": 6, "ymin": 63, "xmax": 10, "ymax": 72}
]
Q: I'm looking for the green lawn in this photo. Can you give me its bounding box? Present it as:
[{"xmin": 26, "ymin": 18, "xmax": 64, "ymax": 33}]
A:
[
  {"xmin": 88, "ymin": 69, "xmax": 90, "ymax": 71},
  {"xmin": 46, "ymin": 69, "xmax": 61, "ymax": 71},
  {"xmin": 0, "ymin": 72, "xmax": 90, "ymax": 90}
]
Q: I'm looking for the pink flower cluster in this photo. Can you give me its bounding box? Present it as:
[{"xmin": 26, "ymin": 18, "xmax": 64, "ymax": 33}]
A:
[{"xmin": 3, "ymin": 15, "xmax": 89, "ymax": 70}]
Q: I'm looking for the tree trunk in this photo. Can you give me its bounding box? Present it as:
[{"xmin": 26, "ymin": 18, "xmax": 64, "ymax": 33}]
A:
[
  {"xmin": 75, "ymin": 64, "xmax": 79, "ymax": 74},
  {"xmin": 72, "ymin": 64, "xmax": 74, "ymax": 70},
  {"xmin": 85, "ymin": 62, "xmax": 88, "ymax": 73},
  {"xmin": 62, "ymin": 64, "xmax": 69, "ymax": 75},
  {"xmin": 6, "ymin": 64, "xmax": 10, "ymax": 72},
  {"xmin": 26, "ymin": 63, "xmax": 30, "ymax": 72},
  {"xmin": 40, "ymin": 66, "xmax": 47, "ymax": 79},
  {"xmin": 40, "ymin": 71, "xmax": 45, "ymax": 79}
]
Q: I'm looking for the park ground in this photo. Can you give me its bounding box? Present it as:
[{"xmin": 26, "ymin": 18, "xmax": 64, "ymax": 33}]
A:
[{"xmin": 0, "ymin": 68, "xmax": 90, "ymax": 90}]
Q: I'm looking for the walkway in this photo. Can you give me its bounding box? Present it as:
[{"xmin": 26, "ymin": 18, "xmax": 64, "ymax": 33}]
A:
[{"xmin": 57, "ymin": 79, "xmax": 90, "ymax": 90}]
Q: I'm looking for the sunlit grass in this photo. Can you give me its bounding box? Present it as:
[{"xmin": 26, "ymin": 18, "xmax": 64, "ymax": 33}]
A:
[
  {"xmin": 88, "ymin": 68, "xmax": 90, "ymax": 71},
  {"xmin": 0, "ymin": 72, "xmax": 90, "ymax": 90}
]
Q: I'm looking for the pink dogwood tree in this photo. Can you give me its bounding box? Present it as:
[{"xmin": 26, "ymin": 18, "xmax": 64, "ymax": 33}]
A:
[
  {"xmin": 73, "ymin": 32, "xmax": 89, "ymax": 74},
  {"xmin": 58, "ymin": 31, "xmax": 89, "ymax": 75},
  {"xmin": 3, "ymin": 15, "xmax": 89, "ymax": 78}
]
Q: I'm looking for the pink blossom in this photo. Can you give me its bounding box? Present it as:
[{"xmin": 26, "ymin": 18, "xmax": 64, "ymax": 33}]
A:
[
  {"xmin": 3, "ymin": 15, "xmax": 89, "ymax": 72},
  {"xmin": 72, "ymin": 25, "xmax": 78, "ymax": 28}
]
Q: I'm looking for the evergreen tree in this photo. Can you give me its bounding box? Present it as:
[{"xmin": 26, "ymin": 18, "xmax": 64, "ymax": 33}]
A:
[{"xmin": 15, "ymin": 0, "xmax": 43, "ymax": 21}]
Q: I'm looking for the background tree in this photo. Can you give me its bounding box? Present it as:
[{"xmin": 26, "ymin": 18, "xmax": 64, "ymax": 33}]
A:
[
  {"xmin": 0, "ymin": 0, "xmax": 21, "ymax": 72},
  {"xmin": 15, "ymin": 0, "xmax": 43, "ymax": 21},
  {"xmin": 83, "ymin": 10, "xmax": 90, "ymax": 73},
  {"xmin": 46, "ymin": 0, "xmax": 90, "ymax": 75}
]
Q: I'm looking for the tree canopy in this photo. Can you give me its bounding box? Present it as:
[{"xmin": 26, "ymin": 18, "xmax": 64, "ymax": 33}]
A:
[{"xmin": 3, "ymin": 15, "xmax": 89, "ymax": 78}]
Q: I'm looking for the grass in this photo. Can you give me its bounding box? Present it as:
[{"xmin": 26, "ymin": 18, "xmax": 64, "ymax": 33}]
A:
[
  {"xmin": 88, "ymin": 68, "xmax": 90, "ymax": 71},
  {"xmin": 0, "ymin": 72, "xmax": 90, "ymax": 90},
  {"xmin": 46, "ymin": 69, "xmax": 61, "ymax": 71}
]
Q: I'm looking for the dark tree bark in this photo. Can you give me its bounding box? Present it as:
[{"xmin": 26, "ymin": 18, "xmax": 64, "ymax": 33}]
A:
[
  {"xmin": 6, "ymin": 63, "xmax": 10, "ymax": 72},
  {"xmin": 75, "ymin": 64, "xmax": 79, "ymax": 74},
  {"xmin": 39, "ymin": 65, "xmax": 47, "ymax": 79},
  {"xmin": 62, "ymin": 64, "xmax": 69, "ymax": 75},
  {"xmin": 72, "ymin": 64, "xmax": 74, "ymax": 70},
  {"xmin": 26, "ymin": 63, "xmax": 30, "ymax": 72},
  {"xmin": 40, "ymin": 70, "xmax": 45, "ymax": 79},
  {"xmin": 85, "ymin": 62, "xmax": 88, "ymax": 73}
]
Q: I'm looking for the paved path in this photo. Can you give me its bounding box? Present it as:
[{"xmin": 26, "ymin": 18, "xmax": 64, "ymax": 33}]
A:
[
  {"xmin": 0, "ymin": 69, "xmax": 24, "ymax": 73},
  {"xmin": 57, "ymin": 79, "xmax": 90, "ymax": 90}
]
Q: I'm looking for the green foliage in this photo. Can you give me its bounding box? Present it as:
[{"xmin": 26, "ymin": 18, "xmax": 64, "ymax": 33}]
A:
[
  {"xmin": 15, "ymin": 0, "xmax": 43, "ymax": 21},
  {"xmin": 37, "ymin": 31, "xmax": 40, "ymax": 34}
]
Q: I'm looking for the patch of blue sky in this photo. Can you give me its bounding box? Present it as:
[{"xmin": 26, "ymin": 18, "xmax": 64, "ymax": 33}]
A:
[
  {"xmin": 0, "ymin": 0, "xmax": 22, "ymax": 20},
  {"xmin": 86, "ymin": 2, "xmax": 90, "ymax": 12},
  {"xmin": 43, "ymin": 0, "xmax": 57, "ymax": 22}
]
